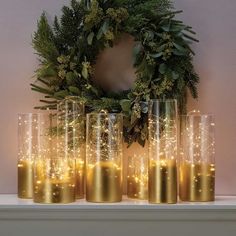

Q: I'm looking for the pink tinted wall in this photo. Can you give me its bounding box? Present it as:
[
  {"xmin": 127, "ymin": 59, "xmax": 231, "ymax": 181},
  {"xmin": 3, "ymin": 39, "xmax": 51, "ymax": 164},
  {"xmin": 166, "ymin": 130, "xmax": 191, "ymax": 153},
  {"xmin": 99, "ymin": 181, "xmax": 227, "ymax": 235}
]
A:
[{"xmin": 0, "ymin": 0, "xmax": 235, "ymax": 195}]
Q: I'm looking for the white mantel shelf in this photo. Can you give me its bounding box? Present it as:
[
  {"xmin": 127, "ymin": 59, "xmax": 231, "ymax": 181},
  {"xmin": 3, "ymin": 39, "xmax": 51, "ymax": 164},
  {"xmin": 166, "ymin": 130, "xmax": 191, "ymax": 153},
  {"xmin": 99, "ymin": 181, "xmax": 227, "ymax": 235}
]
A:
[{"xmin": 0, "ymin": 195, "xmax": 236, "ymax": 236}]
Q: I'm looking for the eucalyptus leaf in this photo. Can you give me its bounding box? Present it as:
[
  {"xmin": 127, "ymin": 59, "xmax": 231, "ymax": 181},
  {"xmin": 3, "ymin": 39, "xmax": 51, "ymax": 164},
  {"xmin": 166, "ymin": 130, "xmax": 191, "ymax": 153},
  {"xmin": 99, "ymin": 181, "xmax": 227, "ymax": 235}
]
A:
[
  {"xmin": 156, "ymin": 44, "xmax": 166, "ymax": 53},
  {"xmin": 97, "ymin": 19, "xmax": 110, "ymax": 40},
  {"xmin": 150, "ymin": 52, "xmax": 163, "ymax": 58},
  {"xmin": 82, "ymin": 66, "xmax": 88, "ymax": 79},
  {"xmin": 172, "ymin": 71, "xmax": 179, "ymax": 80},
  {"xmin": 173, "ymin": 42, "xmax": 188, "ymax": 53},
  {"xmin": 87, "ymin": 32, "xmax": 94, "ymax": 45},
  {"xmin": 120, "ymin": 99, "xmax": 131, "ymax": 112},
  {"xmin": 173, "ymin": 49, "xmax": 187, "ymax": 56},
  {"xmin": 159, "ymin": 63, "xmax": 167, "ymax": 74},
  {"xmin": 69, "ymin": 86, "xmax": 80, "ymax": 95},
  {"xmin": 66, "ymin": 71, "xmax": 77, "ymax": 85}
]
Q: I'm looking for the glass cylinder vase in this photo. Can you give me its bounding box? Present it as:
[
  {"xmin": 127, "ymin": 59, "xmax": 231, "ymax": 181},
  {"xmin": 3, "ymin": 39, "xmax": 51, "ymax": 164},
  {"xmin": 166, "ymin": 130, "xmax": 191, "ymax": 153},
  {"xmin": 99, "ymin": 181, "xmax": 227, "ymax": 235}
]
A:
[
  {"xmin": 179, "ymin": 114, "xmax": 215, "ymax": 202},
  {"xmin": 57, "ymin": 96, "xmax": 85, "ymax": 199},
  {"xmin": 86, "ymin": 112, "xmax": 123, "ymax": 203},
  {"xmin": 33, "ymin": 113, "xmax": 76, "ymax": 204},
  {"xmin": 127, "ymin": 143, "xmax": 148, "ymax": 200},
  {"xmin": 148, "ymin": 99, "xmax": 178, "ymax": 204},
  {"xmin": 18, "ymin": 113, "xmax": 38, "ymax": 199}
]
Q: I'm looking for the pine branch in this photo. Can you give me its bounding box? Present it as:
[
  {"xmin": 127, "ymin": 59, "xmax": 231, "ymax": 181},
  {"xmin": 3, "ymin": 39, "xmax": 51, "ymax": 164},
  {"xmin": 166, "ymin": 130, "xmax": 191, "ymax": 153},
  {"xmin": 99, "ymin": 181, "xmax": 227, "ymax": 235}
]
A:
[{"xmin": 32, "ymin": 13, "xmax": 59, "ymax": 63}]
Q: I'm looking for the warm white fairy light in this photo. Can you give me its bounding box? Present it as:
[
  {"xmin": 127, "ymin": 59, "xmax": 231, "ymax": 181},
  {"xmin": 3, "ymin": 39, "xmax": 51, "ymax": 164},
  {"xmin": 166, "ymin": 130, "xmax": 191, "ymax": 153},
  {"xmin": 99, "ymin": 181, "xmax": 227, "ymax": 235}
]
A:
[
  {"xmin": 32, "ymin": 112, "xmax": 77, "ymax": 203},
  {"xmin": 127, "ymin": 151, "xmax": 148, "ymax": 199},
  {"xmin": 86, "ymin": 111, "xmax": 123, "ymax": 167}
]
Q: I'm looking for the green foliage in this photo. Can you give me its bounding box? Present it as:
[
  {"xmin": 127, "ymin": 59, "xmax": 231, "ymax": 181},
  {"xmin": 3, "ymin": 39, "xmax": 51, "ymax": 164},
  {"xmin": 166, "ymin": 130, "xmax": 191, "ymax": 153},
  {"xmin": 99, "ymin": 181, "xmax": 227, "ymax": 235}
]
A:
[
  {"xmin": 31, "ymin": 0, "xmax": 200, "ymax": 146},
  {"xmin": 32, "ymin": 13, "xmax": 59, "ymax": 64}
]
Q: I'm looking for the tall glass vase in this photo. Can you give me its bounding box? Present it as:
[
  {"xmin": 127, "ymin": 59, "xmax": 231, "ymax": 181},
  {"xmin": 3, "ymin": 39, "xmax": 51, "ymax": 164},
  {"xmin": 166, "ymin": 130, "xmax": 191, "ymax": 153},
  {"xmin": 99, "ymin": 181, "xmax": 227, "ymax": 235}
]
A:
[
  {"xmin": 86, "ymin": 112, "xmax": 123, "ymax": 203},
  {"xmin": 17, "ymin": 113, "xmax": 38, "ymax": 198},
  {"xmin": 179, "ymin": 114, "xmax": 215, "ymax": 202},
  {"xmin": 57, "ymin": 96, "xmax": 85, "ymax": 199},
  {"xmin": 148, "ymin": 100, "xmax": 178, "ymax": 204},
  {"xmin": 33, "ymin": 113, "xmax": 76, "ymax": 204},
  {"xmin": 127, "ymin": 143, "xmax": 148, "ymax": 200}
]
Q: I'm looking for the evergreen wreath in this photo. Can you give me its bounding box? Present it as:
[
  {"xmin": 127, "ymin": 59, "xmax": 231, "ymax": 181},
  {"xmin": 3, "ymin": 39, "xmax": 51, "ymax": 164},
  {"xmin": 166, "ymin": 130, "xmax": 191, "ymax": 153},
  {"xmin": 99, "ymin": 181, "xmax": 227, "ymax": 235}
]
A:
[{"xmin": 31, "ymin": 0, "xmax": 199, "ymax": 147}]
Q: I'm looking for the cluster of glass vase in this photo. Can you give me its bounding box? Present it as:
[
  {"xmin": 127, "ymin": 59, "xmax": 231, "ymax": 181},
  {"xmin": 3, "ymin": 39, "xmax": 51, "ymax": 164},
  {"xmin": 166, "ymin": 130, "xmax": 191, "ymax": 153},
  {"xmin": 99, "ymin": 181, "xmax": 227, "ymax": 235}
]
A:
[
  {"xmin": 18, "ymin": 97, "xmax": 85, "ymax": 203},
  {"xmin": 18, "ymin": 98, "xmax": 215, "ymax": 204}
]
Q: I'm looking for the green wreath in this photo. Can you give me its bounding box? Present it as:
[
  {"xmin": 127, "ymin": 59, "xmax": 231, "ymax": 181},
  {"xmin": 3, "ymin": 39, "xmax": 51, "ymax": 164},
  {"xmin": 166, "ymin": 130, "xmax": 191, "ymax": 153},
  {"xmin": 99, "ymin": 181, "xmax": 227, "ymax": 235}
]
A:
[{"xmin": 31, "ymin": 0, "xmax": 199, "ymax": 147}]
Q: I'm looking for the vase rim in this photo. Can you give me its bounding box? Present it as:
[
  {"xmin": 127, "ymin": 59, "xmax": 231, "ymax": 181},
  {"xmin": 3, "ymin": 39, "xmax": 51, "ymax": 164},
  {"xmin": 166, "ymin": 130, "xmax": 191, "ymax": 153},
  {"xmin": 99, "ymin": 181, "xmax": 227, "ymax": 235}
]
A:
[
  {"xmin": 149, "ymin": 99, "xmax": 177, "ymax": 102},
  {"xmin": 180, "ymin": 114, "xmax": 214, "ymax": 117}
]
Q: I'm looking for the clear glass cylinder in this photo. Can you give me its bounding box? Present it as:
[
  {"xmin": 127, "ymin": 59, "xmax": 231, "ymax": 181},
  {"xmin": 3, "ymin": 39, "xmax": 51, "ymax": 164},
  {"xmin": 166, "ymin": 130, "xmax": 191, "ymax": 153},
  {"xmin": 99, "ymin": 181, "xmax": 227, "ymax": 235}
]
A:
[
  {"xmin": 33, "ymin": 113, "xmax": 76, "ymax": 204},
  {"xmin": 57, "ymin": 96, "xmax": 85, "ymax": 199},
  {"xmin": 86, "ymin": 112, "xmax": 123, "ymax": 203},
  {"xmin": 148, "ymin": 99, "xmax": 178, "ymax": 204},
  {"xmin": 18, "ymin": 114, "xmax": 39, "ymax": 198},
  {"xmin": 179, "ymin": 114, "xmax": 215, "ymax": 202},
  {"xmin": 127, "ymin": 144, "xmax": 148, "ymax": 200}
]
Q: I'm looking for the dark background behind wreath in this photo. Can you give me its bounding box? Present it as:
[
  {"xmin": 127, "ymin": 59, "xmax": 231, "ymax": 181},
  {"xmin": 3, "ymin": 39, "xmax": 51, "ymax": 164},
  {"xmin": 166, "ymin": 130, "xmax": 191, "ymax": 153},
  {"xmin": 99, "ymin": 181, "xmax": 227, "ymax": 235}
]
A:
[{"xmin": 0, "ymin": 0, "xmax": 235, "ymax": 195}]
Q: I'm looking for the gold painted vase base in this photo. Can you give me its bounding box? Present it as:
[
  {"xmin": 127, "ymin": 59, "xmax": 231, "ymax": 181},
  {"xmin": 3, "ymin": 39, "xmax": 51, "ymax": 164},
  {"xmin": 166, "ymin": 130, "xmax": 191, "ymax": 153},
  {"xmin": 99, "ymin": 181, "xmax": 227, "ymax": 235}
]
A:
[
  {"xmin": 86, "ymin": 161, "xmax": 122, "ymax": 203},
  {"xmin": 127, "ymin": 179, "xmax": 148, "ymax": 200},
  {"xmin": 179, "ymin": 162, "xmax": 215, "ymax": 202},
  {"xmin": 148, "ymin": 159, "xmax": 177, "ymax": 204},
  {"xmin": 75, "ymin": 159, "xmax": 85, "ymax": 199},
  {"xmin": 18, "ymin": 160, "xmax": 33, "ymax": 199},
  {"xmin": 34, "ymin": 180, "xmax": 75, "ymax": 204}
]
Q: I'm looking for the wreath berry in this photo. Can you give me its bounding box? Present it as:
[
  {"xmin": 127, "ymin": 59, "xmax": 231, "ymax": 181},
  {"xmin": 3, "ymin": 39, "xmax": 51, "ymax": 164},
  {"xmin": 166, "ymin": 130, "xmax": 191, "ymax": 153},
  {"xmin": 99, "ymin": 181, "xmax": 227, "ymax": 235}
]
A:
[{"xmin": 31, "ymin": 0, "xmax": 199, "ymax": 147}]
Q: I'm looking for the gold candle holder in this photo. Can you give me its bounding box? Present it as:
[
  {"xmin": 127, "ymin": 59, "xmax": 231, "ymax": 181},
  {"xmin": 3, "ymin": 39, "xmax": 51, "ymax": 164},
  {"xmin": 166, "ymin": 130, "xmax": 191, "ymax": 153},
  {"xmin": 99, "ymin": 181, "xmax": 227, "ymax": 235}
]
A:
[
  {"xmin": 17, "ymin": 114, "xmax": 38, "ymax": 199},
  {"xmin": 179, "ymin": 114, "xmax": 215, "ymax": 202},
  {"xmin": 149, "ymin": 159, "xmax": 177, "ymax": 203},
  {"xmin": 34, "ymin": 159, "xmax": 75, "ymax": 204},
  {"xmin": 57, "ymin": 97, "xmax": 85, "ymax": 199},
  {"xmin": 75, "ymin": 158, "xmax": 85, "ymax": 199},
  {"xmin": 127, "ymin": 149, "xmax": 148, "ymax": 200},
  {"xmin": 18, "ymin": 159, "xmax": 33, "ymax": 198},
  {"xmin": 33, "ymin": 113, "xmax": 76, "ymax": 204},
  {"xmin": 86, "ymin": 161, "xmax": 122, "ymax": 202},
  {"xmin": 179, "ymin": 162, "xmax": 215, "ymax": 201},
  {"xmin": 148, "ymin": 100, "xmax": 178, "ymax": 204},
  {"xmin": 86, "ymin": 112, "xmax": 123, "ymax": 203}
]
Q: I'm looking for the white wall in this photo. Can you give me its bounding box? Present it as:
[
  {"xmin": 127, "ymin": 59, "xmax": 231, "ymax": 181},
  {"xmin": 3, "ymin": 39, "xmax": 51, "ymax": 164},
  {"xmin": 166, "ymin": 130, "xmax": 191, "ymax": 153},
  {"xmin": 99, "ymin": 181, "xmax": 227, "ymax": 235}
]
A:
[{"xmin": 0, "ymin": 0, "xmax": 235, "ymax": 195}]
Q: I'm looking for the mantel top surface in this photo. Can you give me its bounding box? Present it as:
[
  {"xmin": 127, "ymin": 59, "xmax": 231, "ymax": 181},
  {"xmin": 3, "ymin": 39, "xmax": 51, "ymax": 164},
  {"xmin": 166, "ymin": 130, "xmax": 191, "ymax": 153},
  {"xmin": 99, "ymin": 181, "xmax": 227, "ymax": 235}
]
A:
[{"xmin": 0, "ymin": 194, "xmax": 235, "ymax": 210}]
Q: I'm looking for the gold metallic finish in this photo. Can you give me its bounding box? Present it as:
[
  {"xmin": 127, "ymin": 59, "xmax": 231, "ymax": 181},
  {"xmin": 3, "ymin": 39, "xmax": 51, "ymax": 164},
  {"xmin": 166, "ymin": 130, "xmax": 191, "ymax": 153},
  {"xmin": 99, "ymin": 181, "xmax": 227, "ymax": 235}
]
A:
[
  {"xmin": 148, "ymin": 159, "xmax": 177, "ymax": 204},
  {"xmin": 34, "ymin": 179, "xmax": 75, "ymax": 203},
  {"xmin": 179, "ymin": 162, "xmax": 215, "ymax": 202},
  {"xmin": 75, "ymin": 158, "xmax": 85, "ymax": 199},
  {"xmin": 33, "ymin": 159, "xmax": 76, "ymax": 203},
  {"xmin": 127, "ymin": 175, "xmax": 148, "ymax": 200},
  {"xmin": 86, "ymin": 161, "xmax": 122, "ymax": 203},
  {"xmin": 18, "ymin": 159, "xmax": 33, "ymax": 199}
]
